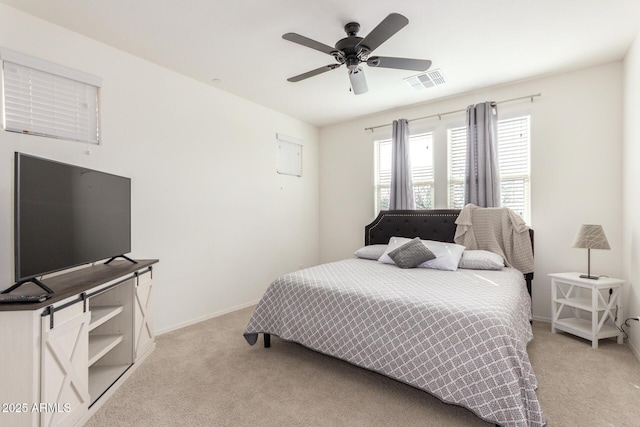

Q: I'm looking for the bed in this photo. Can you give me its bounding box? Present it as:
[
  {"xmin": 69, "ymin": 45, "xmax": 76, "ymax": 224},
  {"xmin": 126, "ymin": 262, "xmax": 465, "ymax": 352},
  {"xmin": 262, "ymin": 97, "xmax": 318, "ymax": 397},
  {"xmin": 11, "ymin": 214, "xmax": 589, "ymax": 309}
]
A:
[{"xmin": 244, "ymin": 209, "xmax": 545, "ymax": 427}]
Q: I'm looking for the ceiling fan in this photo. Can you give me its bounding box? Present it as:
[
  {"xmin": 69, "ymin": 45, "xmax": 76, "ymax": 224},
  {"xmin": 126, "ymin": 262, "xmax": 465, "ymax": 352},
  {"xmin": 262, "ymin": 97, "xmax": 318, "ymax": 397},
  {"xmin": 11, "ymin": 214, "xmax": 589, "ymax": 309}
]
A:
[{"xmin": 282, "ymin": 13, "xmax": 431, "ymax": 95}]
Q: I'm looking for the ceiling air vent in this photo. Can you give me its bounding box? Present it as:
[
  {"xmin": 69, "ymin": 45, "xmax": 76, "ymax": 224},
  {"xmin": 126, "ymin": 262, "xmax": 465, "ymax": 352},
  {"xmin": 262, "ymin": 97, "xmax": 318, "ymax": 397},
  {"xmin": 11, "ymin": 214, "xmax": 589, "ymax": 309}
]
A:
[{"xmin": 404, "ymin": 69, "xmax": 446, "ymax": 90}]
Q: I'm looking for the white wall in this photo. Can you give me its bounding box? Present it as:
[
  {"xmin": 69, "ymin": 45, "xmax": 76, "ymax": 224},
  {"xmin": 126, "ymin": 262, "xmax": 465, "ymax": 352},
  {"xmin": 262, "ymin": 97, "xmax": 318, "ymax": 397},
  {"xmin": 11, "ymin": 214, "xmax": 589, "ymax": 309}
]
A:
[
  {"xmin": 623, "ymin": 31, "xmax": 640, "ymax": 357},
  {"xmin": 320, "ymin": 63, "xmax": 623, "ymax": 321},
  {"xmin": 0, "ymin": 4, "xmax": 320, "ymax": 333}
]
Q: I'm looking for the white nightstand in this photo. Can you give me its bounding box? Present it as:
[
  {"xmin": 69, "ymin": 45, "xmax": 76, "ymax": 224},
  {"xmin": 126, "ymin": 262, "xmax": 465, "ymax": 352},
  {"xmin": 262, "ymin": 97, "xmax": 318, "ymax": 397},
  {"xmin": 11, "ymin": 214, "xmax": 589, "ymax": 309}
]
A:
[{"xmin": 549, "ymin": 272, "xmax": 624, "ymax": 348}]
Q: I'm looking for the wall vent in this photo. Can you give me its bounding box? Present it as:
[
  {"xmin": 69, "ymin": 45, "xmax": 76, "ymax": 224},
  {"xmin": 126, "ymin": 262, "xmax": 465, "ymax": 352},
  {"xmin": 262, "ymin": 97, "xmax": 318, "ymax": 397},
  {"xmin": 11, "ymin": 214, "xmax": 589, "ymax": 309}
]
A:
[{"xmin": 404, "ymin": 69, "xmax": 446, "ymax": 90}]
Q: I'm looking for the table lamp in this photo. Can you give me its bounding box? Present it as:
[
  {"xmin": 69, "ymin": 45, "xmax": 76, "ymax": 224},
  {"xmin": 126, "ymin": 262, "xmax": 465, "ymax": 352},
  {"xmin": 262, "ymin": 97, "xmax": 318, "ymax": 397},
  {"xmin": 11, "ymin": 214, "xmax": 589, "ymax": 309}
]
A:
[{"xmin": 571, "ymin": 224, "xmax": 610, "ymax": 279}]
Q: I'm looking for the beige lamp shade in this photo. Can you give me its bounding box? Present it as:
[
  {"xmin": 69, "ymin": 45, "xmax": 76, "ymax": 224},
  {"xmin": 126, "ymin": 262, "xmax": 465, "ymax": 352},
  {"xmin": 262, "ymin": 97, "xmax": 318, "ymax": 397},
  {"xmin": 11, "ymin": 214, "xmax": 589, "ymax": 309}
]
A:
[
  {"xmin": 572, "ymin": 224, "xmax": 610, "ymax": 280},
  {"xmin": 571, "ymin": 225, "xmax": 610, "ymax": 250}
]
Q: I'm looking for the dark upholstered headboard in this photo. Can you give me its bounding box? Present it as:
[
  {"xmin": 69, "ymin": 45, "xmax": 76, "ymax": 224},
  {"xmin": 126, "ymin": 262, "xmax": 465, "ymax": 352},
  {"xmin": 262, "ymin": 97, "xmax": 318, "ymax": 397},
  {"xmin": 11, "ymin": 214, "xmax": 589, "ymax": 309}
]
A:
[
  {"xmin": 365, "ymin": 210, "xmax": 461, "ymax": 246},
  {"xmin": 364, "ymin": 209, "xmax": 535, "ymax": 296}
]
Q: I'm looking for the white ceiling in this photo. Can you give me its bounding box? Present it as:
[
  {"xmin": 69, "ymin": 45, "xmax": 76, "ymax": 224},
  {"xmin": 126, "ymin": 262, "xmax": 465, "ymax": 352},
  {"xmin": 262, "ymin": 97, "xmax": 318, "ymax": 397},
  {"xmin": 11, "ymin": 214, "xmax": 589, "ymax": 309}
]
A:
[{"xmin": 2, "ymin": 0, "xmax": 640, "ymax": 127}]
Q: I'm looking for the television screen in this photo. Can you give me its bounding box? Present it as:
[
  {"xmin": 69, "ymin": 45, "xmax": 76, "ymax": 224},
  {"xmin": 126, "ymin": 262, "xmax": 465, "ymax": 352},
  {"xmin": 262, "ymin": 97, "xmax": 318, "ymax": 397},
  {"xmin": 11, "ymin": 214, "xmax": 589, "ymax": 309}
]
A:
[{"xmin": 15, "ymin": 153, "xmax": 131, "ymax": 282}]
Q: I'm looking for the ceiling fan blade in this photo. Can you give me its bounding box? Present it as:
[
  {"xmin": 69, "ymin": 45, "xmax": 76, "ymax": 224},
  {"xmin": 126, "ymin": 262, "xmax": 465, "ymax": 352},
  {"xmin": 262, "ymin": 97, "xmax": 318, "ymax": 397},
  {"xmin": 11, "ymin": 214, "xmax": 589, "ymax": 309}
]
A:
[
  {"xmin": 282, "ymin": 33, "xmax": 336, "ymax": 55},
  {"xmin": 348, "ymin": 67, "xmax": 368, "ymax": 95},
  {"xmin": 287, "ymin": 64, "xmax": 341, "ymax": 82},
  {"xmin": 367, "ymin": 56, "xmax": 432, "ymax": 72},
  {"xmin": 357, "ymin": 13, "xmax": 409, "ymax": 53}
]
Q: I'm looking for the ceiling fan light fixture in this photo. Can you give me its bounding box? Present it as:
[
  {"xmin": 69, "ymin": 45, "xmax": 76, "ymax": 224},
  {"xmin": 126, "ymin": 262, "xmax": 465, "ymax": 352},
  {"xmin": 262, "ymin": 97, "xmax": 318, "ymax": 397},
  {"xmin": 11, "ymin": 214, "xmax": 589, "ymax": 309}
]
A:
[{"xmin": 349, "ymin": 66, "xmax": 368, "ymax": 95}]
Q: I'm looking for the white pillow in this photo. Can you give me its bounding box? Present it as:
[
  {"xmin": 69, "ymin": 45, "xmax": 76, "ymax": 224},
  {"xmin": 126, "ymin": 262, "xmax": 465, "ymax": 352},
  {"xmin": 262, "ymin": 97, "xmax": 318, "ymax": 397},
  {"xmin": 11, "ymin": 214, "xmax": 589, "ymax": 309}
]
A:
[
  {"xmin": 354, "ymin": 244, "xmax": 388, "ymax": 260},
  {"xmin": 458, "ymin": 250, "xmax": 505, "ymax": 270},
  {"xmin": 378, "ymin": 237, "xmax": 465, "ymax": 271}
]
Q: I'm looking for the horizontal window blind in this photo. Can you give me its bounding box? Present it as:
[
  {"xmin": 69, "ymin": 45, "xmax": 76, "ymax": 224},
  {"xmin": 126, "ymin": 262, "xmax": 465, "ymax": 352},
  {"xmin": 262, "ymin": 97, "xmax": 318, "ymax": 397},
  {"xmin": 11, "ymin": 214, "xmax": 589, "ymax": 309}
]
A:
[
  {"xmin": 446, "ymin": 115, "xmax": 531, "ymax": 222},
  {"xmin": 1, "ymin": 49, "xmax": 101, "ymax": 144},
  {"xmin": 409, "ymin": 133, "xmax": 434, "ymax": 210},
  {"xmin": 375, "ymin": 139, "xmax": 392, "ymax": 211},
  {"xmin": 374, "ymin": 132, "xmax": 434, "ymax": 212},
  {"xmin": 497, "ymin": 116, "xmax": 530, "ymax": 219},
  {"xmin": 447, "ymin": 126, "xmax": 466, "ymax": 209}
]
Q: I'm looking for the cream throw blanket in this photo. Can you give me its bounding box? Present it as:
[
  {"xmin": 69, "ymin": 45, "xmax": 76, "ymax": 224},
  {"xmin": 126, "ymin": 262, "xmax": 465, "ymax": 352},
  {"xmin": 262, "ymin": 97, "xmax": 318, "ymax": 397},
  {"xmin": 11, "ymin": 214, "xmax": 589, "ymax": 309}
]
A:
[{"xmin": 454, "ymin": 204, "xmax": 534, "ymax": 274}]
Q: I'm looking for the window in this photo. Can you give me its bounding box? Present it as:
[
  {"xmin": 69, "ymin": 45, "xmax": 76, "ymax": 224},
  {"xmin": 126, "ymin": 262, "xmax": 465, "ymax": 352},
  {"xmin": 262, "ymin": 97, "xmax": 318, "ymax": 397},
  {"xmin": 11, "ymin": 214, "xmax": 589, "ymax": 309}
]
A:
[
  {"xmin": 447, "ymin": 115, "xmax": 531, "ymax": 221},
  {"xmin": 374, "ymin": 132, "xmax": 434, "ymax": 212},
  {"xmin": 447, "ymin": 126, "xmax": 466, "ymax": 209},
  {"xmin": 1, "ymin": 48, "xmax": 101, "ymax": 144}
]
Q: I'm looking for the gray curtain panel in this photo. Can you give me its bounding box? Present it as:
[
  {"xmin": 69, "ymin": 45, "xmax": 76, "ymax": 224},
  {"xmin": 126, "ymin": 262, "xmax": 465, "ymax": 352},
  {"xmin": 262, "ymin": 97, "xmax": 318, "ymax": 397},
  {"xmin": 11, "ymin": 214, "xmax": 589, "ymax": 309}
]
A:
[
  {"xmin": 465, "ymin": 102, "xmax": 500, "ymax": 207},
  {"xmin": 389, "ymin": 119, "xmax": 415, "ymax": 210}
]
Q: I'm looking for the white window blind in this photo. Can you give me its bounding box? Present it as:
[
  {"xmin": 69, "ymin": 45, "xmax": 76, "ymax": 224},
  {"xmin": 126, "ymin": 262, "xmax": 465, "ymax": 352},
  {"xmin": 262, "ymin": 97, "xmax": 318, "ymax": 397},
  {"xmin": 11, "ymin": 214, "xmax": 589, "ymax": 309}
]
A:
[
  {"xmin": 447, "ymin": 126, "xmax": 467, "ymax": 209},
  {"xmin": 498, "ymin": 116, "xmax": 530, "ymax": 219},
  {"xmin": 447, "ymin": 115, "xmax": 531, "ymax": 222},
  {"xmin": 374, "ymin": 132, "xmax": 434, "ymax": 212},
  {"xmin": 1, "ymin": 48, "xmax": 101, "ymax": 144}
]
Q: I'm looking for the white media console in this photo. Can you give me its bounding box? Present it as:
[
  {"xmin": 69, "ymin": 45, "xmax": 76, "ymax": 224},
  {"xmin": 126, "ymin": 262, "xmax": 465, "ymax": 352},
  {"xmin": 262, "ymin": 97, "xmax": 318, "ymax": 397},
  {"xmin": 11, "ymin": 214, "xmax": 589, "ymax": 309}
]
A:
[{"xmin": 0, "ymin": 259, "xmax": 158, "ymax": 426}]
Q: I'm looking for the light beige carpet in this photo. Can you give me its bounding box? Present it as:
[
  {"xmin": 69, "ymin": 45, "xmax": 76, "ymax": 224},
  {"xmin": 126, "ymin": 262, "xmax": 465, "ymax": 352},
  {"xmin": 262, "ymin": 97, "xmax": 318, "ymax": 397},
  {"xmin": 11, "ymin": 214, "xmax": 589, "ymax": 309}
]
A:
[{"xmin": 86, "ymin": 307, "xmax": 640, "ymax": 426}]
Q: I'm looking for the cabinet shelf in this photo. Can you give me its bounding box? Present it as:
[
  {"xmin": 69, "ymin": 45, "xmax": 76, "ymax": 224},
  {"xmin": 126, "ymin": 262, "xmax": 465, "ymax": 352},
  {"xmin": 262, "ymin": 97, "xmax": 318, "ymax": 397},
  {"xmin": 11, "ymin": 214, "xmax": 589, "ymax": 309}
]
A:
[
  {"xmin": 88, "ymin": 334, "xmax": 124, "ymax": 366},
  {"xmin": 88, "ymin": 364, "xmax": 130, "ymax": 405},
  {"xmin": 89, "ymin": 306, "xmax": 123, "ymax": 332},
  {"xmin": 554, "ymin": 317, "xmax": 620, "ymax": 340},
  {"xmin": 554, "ymin": 297, "xmax": 607, "ymax": 312}
]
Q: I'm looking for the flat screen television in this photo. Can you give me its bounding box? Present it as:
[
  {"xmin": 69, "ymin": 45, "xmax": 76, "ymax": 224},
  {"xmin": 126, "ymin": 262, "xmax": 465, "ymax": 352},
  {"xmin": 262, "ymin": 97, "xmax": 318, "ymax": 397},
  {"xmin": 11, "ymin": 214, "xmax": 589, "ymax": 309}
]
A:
[{"xmin": 12, "ymin": 153, "xmax": 132, "ymax": 292}]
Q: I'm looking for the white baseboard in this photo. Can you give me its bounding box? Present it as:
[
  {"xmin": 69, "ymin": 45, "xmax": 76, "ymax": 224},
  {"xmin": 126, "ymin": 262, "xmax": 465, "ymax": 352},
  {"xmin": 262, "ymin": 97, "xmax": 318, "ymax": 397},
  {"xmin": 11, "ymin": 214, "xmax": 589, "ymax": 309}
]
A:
[
  {"xmin": 154, "ymin": 306, "xmax": 640, "ymax": 363},
  {"xmin": 532, "ymin": 315, "xmax": 551, "ymax": 323},
  {"xmin": 155, "ymin": 299, "xmax": 260, "ymax": 335},
  {"xmin": 628, "ymin": 338, "xmax": 640, "ymax": 362}
]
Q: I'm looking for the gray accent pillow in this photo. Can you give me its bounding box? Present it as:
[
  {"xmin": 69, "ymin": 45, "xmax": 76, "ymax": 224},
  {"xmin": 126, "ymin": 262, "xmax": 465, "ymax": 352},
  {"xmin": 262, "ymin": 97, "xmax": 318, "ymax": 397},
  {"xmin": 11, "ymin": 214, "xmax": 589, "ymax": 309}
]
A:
[
  {"xmin": 388, "ymin": 238, "xmax": 436, "ymax": 269},
  {"xmin": 379, "ymin": 237, "xmax": 466, "ymax": 271},
  {"xmin": 354, "ymin": 244, "xmax": 388, "ymax": 260}
]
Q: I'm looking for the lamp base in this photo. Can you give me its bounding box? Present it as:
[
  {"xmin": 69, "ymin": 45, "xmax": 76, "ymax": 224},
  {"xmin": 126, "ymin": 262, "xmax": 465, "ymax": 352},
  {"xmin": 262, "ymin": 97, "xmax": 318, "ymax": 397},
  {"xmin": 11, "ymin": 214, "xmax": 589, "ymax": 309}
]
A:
[{"xmin": 579, "ymin": 274, "xmax": 600, "ymax": 280}]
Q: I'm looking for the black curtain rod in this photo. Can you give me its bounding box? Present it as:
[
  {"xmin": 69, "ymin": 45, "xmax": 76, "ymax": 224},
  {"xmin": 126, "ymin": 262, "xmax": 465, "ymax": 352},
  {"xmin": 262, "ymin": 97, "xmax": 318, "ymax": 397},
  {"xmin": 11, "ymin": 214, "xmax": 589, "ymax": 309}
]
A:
[{"xmin": 364, "ymin": 93, "xmax": 542, "ymax": 132}]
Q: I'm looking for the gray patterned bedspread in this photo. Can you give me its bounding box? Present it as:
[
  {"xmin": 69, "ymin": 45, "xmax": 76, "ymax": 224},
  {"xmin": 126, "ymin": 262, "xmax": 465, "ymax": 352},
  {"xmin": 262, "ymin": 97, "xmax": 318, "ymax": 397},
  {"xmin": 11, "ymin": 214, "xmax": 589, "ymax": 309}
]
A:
[{"xmin": 244, "ymin": 259, "xmax": 545, "ymax": 427}]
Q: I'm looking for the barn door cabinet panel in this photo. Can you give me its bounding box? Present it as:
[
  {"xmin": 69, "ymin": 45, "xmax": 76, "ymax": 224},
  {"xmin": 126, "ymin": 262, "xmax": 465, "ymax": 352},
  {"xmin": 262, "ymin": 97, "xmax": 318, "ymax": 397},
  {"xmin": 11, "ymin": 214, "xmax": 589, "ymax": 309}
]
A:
[
  {"xmin": 134, "ymin": 269, "xmax": 155, "ymax": 361},
  {"xmin": 40, "ymin": 303, "xmax": 90, "ymax": 427},
  {"xmin": 0, "ymin": 259, "xmax": 157, "ymax": 427}
]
